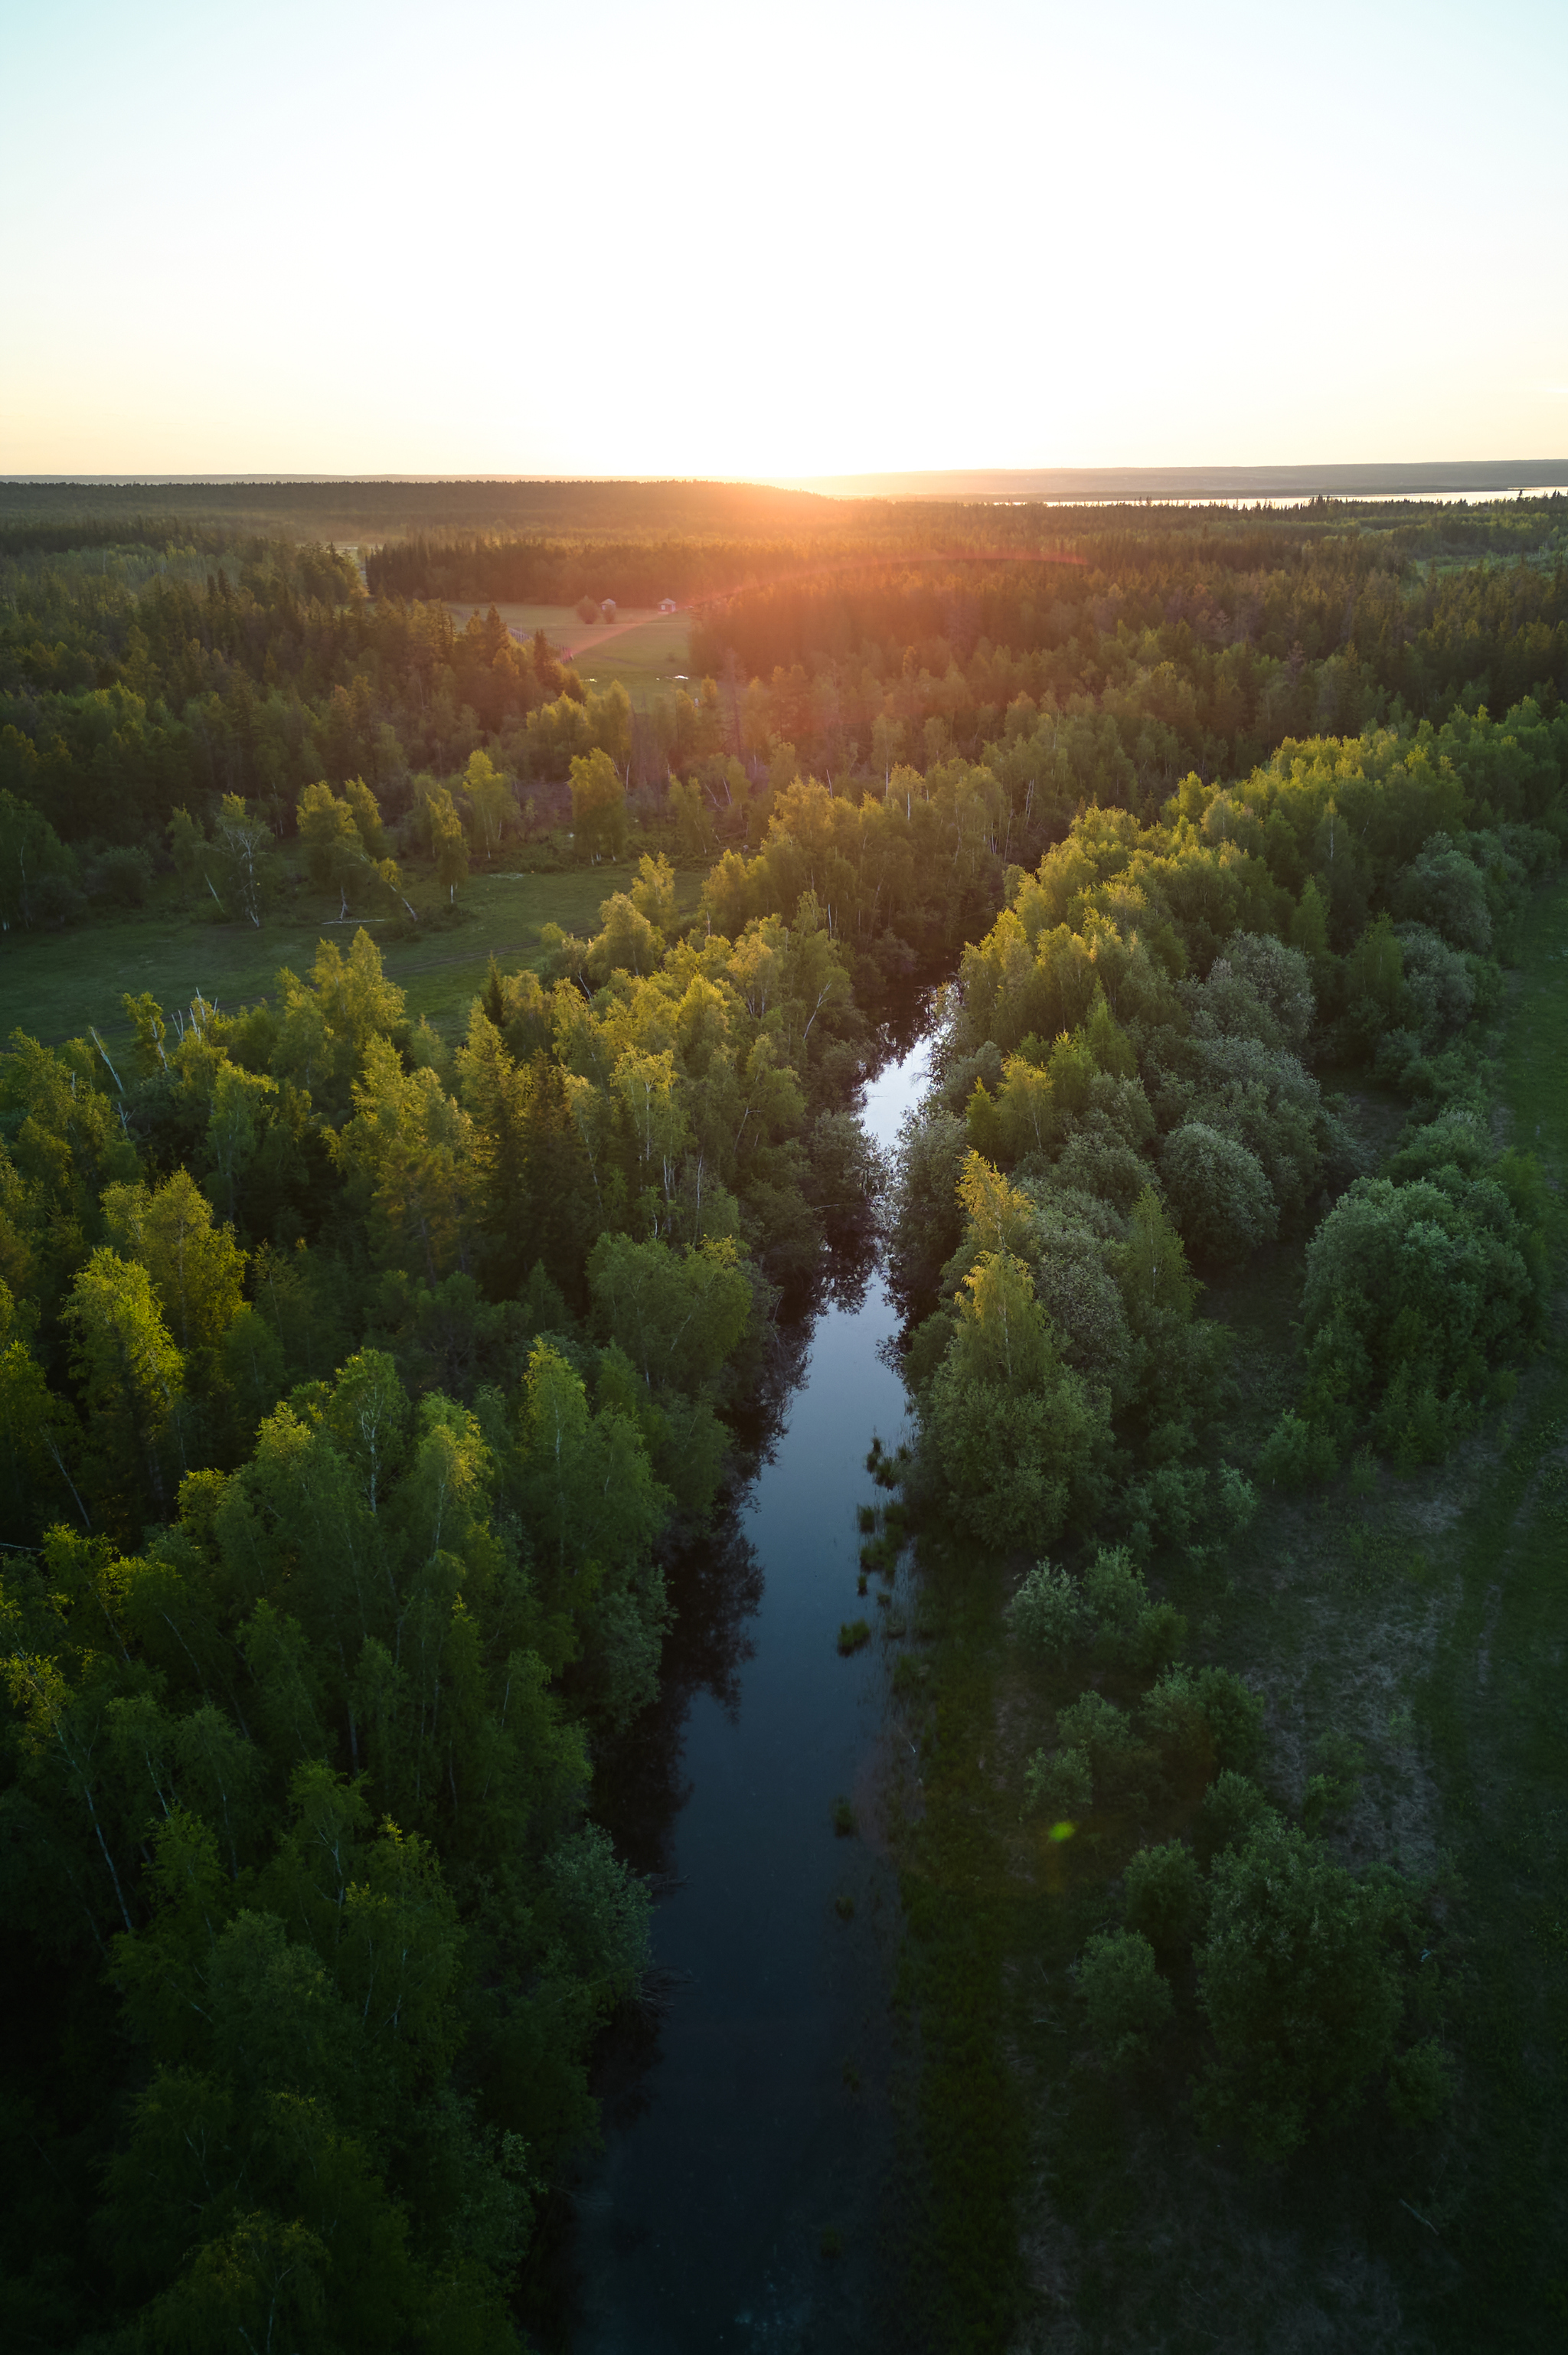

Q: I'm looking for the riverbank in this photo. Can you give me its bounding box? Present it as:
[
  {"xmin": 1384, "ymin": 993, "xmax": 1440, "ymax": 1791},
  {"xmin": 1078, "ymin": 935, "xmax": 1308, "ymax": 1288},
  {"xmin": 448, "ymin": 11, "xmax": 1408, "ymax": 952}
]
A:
[
  {"xmin": 544, "ymin": 1028, "xmax": 936, "ymax": 2353},
  {"xmin": 884, "ymin": 873, "xmax": 1568, "ymax": 2353}
]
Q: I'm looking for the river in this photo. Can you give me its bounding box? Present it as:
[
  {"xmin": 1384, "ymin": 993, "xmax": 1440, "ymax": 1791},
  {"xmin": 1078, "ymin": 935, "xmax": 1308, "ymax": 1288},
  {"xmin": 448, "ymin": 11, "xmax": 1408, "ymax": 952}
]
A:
[{"xmin": 567, "ymin": 1024, "xmax": 936, "ymax": 2353}]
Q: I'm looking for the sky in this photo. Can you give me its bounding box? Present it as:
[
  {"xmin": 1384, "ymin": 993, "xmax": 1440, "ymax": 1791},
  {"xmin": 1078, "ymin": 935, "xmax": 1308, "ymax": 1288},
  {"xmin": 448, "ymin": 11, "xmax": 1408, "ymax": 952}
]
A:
[{"xmin": 2, "ymin": 0, "xmax": 1564, "ymax": 479}]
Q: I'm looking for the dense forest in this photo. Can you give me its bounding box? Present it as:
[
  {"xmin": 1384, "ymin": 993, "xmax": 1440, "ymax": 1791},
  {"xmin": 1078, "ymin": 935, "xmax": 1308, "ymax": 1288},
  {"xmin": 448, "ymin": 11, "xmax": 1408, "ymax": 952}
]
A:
[{"xmin": 2, "ymin": 485, "xmax": 1566, "ymax": 2349}]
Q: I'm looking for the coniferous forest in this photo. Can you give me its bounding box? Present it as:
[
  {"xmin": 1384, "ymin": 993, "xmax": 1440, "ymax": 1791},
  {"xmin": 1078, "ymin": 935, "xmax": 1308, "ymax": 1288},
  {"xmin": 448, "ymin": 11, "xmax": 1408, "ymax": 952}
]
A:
[{"xmin": 2, "ymin": 482, "xmax": 1567, "ymax": 2350}]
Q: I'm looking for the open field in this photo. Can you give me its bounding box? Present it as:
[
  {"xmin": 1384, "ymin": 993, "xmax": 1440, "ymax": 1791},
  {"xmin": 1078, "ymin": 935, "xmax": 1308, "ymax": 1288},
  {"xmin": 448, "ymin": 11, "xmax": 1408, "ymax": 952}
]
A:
[
  {"xmin": 446, "ymin": 601, "xmax": 696, "ymax": 697},
  {"xmin": 0, "ymin": 863, "xmax": 704, "ymax": 1050},
  {"xmin": 567, "ymin": 607, "xmax": 695, "ymax": 693},
  {"xmin": 446, "ymin": 600, "xmax": 588, "ymax": 643}
]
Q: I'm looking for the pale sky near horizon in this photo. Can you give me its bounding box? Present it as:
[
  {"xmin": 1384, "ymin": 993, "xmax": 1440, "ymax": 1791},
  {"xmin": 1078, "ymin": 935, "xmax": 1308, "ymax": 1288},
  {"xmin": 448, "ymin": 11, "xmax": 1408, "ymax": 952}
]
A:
[{"xmin": 2, "ymin": 0, "xmax": 1564, "ymax": 479}]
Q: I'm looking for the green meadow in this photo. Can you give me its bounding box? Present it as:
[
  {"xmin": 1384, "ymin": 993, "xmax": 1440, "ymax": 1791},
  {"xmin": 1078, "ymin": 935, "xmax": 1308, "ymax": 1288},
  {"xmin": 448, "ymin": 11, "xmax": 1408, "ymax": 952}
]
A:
[
  {"xmin": 446, "ymin": 601, "xmax": 697, "ymax": 701},
  {"xmin": 0, "ymin": 861, "xmax": 704, "ymax": 1050}
]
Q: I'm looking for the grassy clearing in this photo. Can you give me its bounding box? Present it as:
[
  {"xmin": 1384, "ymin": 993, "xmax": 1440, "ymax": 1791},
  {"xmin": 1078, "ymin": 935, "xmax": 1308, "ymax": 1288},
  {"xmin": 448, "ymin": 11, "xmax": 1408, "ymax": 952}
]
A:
[
  {"xmin": 561, "ymin": 609, "xmax": 695, "ymax": 702},
  {"xmin": 446, "ymin": 602, "xmax": 582, "ymax": 640},
  {"xmin": 887, "ymin": 874, "xmax": 1568, "ymax": 2351},
  {"xmin": 445, "ymin": 601, "xmax": 694, "ymax": 701},
  {"xmin": 0, "ymin": 863, "xmax": 704, "ymax": 1049}
]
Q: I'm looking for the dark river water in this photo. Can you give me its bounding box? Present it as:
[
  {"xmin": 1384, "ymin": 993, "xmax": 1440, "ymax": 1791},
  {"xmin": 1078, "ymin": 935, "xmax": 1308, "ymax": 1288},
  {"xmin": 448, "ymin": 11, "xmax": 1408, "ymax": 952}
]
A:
[{"xmin": 568, "ymin": 1028, "xmax": 935, "ymax": 2354}]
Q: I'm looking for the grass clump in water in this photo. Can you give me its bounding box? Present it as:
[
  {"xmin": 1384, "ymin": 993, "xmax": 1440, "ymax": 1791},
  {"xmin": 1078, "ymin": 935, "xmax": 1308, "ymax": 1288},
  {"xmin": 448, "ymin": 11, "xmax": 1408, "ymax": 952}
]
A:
[
  {"xmin": 833, "ymin": 1796, "xmax": 858, "ymax": 1837},
  {"xmin": 838, "ymin": 1618, "xmax": 871, "ymax": 1654},
  {"xmin": 867, "ymin": 1434, "xmax": 913, "ymax": 1490}
]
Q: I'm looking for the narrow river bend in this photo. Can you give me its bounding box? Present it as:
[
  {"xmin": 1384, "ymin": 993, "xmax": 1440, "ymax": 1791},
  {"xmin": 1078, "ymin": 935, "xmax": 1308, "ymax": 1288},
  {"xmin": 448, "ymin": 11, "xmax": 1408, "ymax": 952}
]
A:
[{"xmin": 570, "ymin": 1029, "xmax": 934, "ymax": 2354}]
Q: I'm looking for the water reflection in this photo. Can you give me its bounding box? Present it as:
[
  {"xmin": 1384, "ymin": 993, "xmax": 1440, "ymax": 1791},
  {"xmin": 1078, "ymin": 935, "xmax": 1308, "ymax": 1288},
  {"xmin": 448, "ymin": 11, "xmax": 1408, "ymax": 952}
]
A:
[{"xmin": 545, "ymin": 1017, "xmax": 934, "ymax": 2354}]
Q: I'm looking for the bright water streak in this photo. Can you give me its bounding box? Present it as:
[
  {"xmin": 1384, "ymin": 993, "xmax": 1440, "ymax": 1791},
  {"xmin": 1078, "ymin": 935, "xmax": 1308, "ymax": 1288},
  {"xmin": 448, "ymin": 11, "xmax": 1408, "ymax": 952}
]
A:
[{"xmin": 574, "ymin": 1034, "xmax": 933, "ymax": 2353}]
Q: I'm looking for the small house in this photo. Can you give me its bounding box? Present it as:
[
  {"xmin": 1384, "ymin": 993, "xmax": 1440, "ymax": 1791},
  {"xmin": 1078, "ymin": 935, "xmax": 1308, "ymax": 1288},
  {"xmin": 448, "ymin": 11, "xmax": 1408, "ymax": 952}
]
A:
[
  {"xmin": 600, "ymin": 599, "xmax": 617, "ymax": 622},
  {"xmin": 659, "ymin": 597, "xmax": 677, "ymax": 613}
]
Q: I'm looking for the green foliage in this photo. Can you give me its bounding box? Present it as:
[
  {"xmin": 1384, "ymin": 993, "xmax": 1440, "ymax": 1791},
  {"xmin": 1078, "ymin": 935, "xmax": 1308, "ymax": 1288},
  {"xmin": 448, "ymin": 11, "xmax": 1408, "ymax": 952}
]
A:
[
  {"xmin": 0, "ymin": 1318, "xmax": 672, "ymax": 2339},
  {"xmin": 1116, "ymin": 1184, "xmax": 1201, "ymax": 1330},
  {"xmin": 1122, "ymin": 1840, "xmax": 1207, "ymax": 1961},
  {"xmin": 1386, "ymin": 2038, "xmax": 1456, "ymax": 2128},
  {"xmin": 1007, "ymin": 1558, "xmax": 1089, "ymax": 1662},
  {"xmin": 1143, "ymin": 1664, "xmax": 1265, "ymax": 1778},
  {"xmin": 568, "ymin": 746, "xmax": 628, "ymax": 863},
  {"xmin": 1084, "ymin": 1543, "xmax": 1187, "ymax": 1672},
  {"xmin": 1076, "ymin": 1929, "xmax": 1174, "ymax": 2069},
  {"xmin": 1258, "ymin": 1407, "xmax": 1338, "ymax": 1491},
  {"xmin": 1160, "ymin": 1121, "xmax": 1277, "ymax": 1265},
  {"xmin": 1298, "ymin": 1164, "xmax": 1544, "ymax": 1462},
  {"xmin": 1024, "ymin": 1743, "xmax": 1093, "ymax": 1820},
  {"xmin": 0, "ymin": 786, "xmax": 81, "ymax": 928},
  {"xmin": 4, "ymin": 495, "xmax": 1565, "ymax": 2344},
  {"xmin": 1300, "ymin": 1728, "xmax": 1365, "ymax": 1834},
  {"xmin": 1194, "ymin": 1770, "xmax": 1279, "ymax": 1867},
  {"xmin": 1194, "ymin": 1823, "xmax": 1406, "ymax": 2162},
  {"xmin": 925, "ymin": 1251, "xmax": 1110, "ymax": 1549},
  {"xmin": 1057, "ymin": 1690, "xmax": 1140, "ymax": 1790}
]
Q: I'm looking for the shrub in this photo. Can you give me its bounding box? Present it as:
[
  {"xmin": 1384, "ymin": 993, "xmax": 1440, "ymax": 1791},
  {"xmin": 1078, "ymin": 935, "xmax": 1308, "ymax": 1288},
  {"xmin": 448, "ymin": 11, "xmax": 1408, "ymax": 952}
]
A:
[
  {"xmin": 1215, "ymin": 1462, "xmax": 1259, "ymax": 1535},
  {"xmin": 1083, "ymin": 1544, "xmax": 1184, "ymax": 1669},
  {"xmin": 1076, "ymin": 1929, "xmax": 1174, "ymax": 2069},
  {"xmin": 1258, "ymin": 1408, "xmax": 1337, "ymax": 1491},
  {"xmin": 1143, "ymin": 1665, "xmax": 1263, "ymax": 1779},
  {"xmin": 31, "ymin": 870, "xmax": 87, "ymax": 926},
  {"xmin": 1057, "ymin": 1690, "xmax": 1136, "ymax": 1776},
  {"xmin": 1301, "ymin": 1730, "xmax": 1364, "ymax": 1833},
  {"xmin": 1161, "ymin": 1122, "xmax": 1277, "ymax": 1264},
  {"xmin": 1194, "ymin": 1823, "xmax": 1403, "ymax": 2161},
  {"xmin": 92, "ymin": 844, "xmax": 155, "ymax": 907},
  {"xmin": 1024, "ymin": 1745, "xmax": 1092, "ymax": 1820},
  {"xmin": 1387, "ymin": 2039, "xmax": 1456, "ymax": 2127},
  {"xmin": 1123, "ymin": 1840, "xmax": 1207, "ymax": 1961},
  {"xmin": 925, "ymin": 1289, "xmax": 1111, "ymax": 1548},
  {"xmin": 1194, "ymin": 1771, "xmax": 1279, "ymax": 1866},
  {"xmin": 1396, "ymin": 922, "xmax": 1475, "ymax": 1044},
  {"xmin": 1217, "ymin": 933, "xmax": 1316, "ymax": 1051},
  {"xmin": 1393, "ymin": 831, "xmax": 1491, "ymax": 952},
  {"xmin": 1084, "ymin": 1543, "xmax": 1145, "ymax": 1635},
  {"xmin": 1299, "ymin": 1171, "xmax": 1541, "ymax": 1445},
  {"xmin": 1193, "ymin": 1667, "xmax": 1265, "ymax": 1774},
  {"xmin": 1008, "ymin": 1559, "xmax": 1089, "ymax": 1662},
  {"xmin": 545, "ymin": 1824, "xmax": 652, "ymax": 1998}
]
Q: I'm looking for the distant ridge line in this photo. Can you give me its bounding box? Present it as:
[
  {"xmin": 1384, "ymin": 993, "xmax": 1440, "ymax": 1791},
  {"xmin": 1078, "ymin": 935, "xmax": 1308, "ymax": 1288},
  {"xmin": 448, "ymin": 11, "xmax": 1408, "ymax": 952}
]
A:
[
  {"xmin": 772, "ymin": 462, "xmax": 1568, "ymax": 501},
  {"xmin": 2, "ymin": 462, "xmax": 1565, "ymax": 500}
]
